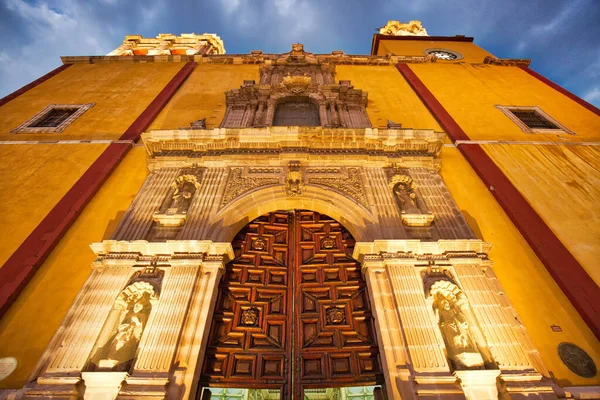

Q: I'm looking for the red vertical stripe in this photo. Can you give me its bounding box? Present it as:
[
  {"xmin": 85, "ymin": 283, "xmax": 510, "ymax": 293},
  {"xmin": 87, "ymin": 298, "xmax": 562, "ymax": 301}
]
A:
[
  {"xmin": 519, "ymin": 66, "xmax": 600, "ymax": 117},
  {"xmin": 0, "ymin": 64, "xmax": 73, "ymax": 108},
  {"xmin": 0, "ymin": 62, "xmax": 197, "ymax": 317},
  {"xmin": 396, "ymin": 62, "xmax": 600, "ymax": 339}
]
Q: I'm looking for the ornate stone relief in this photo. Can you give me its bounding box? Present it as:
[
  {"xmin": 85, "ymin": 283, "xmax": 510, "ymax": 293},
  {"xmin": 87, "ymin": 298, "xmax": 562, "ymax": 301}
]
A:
[
  {"xmin": 107, "ymin": 33, "xmax": 225, "ymax": 56},
  {"xmin": 379, "ymin": 20, "xmax": 428, "ymax": 36},
  {"xmin": 221, "ymin": 167, "xmax": 280, "ymax": 206},
  {"xmin": 86, "ymin": 267, "xmax": 164, "ymax": 372},
  {"xmin": 389, "ymin": 173, "xmax": 434, "ymax": 226},
  {"xmin": 285, "ymin": 161, "xmax": 303, "ymax": 196},
  {"xmin": 557, "ymin": 342, "xmax": 597, "ymax": 378},
  {"xmin": 308, "ymin": 167, "xmax": 368, "ymax": 208},
  {"xmin": 424, "ymin": 268, "xmax": 495, "ymax": 371},
  {"xmin": 220, "ymin": 44, "xmax": 370, "ymax": 128},
  {"xmin": 154, "ymin": 173, "xmax": 202, "ymax": 227}
]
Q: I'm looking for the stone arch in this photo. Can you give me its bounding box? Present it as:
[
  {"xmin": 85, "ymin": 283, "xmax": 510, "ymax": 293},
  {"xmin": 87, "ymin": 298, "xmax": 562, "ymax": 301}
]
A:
[{"xmin": 206, "ymin": 185, "xmax": 378, "ymax": 242}]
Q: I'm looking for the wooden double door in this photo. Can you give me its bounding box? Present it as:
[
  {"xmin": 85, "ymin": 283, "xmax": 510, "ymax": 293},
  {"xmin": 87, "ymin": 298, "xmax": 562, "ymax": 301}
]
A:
[{"xmin": 200, "ymin": 210, "xmax": 384, "ymax": 399}]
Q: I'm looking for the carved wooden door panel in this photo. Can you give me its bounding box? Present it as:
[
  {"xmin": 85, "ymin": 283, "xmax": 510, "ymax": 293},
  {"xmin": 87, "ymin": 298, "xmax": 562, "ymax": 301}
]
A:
[
  {"xmin": 293, "ymin": 211, "xmax": 383, "ymax": 398},
  {"xmin": 200, "ymin": 211, "xmax": 292, "ymax": 394},
  {"xmin": 200, "ymin": 211, "xmax": 383, "ymax": 399}
]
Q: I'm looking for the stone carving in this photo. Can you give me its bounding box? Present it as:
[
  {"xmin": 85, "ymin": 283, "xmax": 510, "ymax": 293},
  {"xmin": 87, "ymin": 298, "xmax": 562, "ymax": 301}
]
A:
[
  {"xmin": 220, "ymin": 44, "xmax": 370, "ymax": 128},
  {"xmin": 154, "ymin": 174, "xmax": 201, "ymax": 227},
  {"xmin": 283, "ymin": 74, "xmax": 312, "ymax": 93},
  {"xmin": 379, "ymin": 20, "xmax": 428, "ymax": 37},
  {"xmin": 87, "ymin": 269, "xmax": 163, "ymax": 372},
  {"xmin": 326, "ymin": 306, "xmax": 346, "ymax": 325},
  {"xmin": 390, "ymin": 174, "xmax": 434, "ymax": 227},
  {"xmin": 241, "ymin": 307, "xmax": 260, "ymax": 327},
  {"xmin": 107, "ymin": 33, "xmax": 225, "ymax": 56},
  {"xmin": 222, "ymin": 167, "xmax": 280, "ymax": 206},
  {"xmin": 190, "ymin": 118, "xmax": 207, "ymax": 129},
  {"xmin": 387, "ymin": 119, "xmax": 402, "ymax": 129},
  {"xmin": 309, "ymin": 167, "xmax": 368, "ymax": 207},
  {"xmin": 286, "ymin": 161, "xmax": 303, "ymax": 196},
  {"xmin": 425, "ymin": 273, "xmax": 493, "ymax": 371},
  {"xmin": 558, "ymin": 342, "xmax": 597, "ymax": 378}
]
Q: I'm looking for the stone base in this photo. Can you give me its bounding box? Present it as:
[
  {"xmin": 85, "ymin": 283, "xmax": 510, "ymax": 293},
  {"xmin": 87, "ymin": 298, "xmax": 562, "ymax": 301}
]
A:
[
  {"xmin": 414, "ymin": 372, "xmax": 466, "ymax": 399},
  {"xmin": 117, "ymin": 373, "xmax": 169, "ymax": 399},
  {"xmin": 499, "ymin": 371, "xmax": 558, "ymax": 399},
  {"xmin": 22, "ymin": 375, "xmax": 82, "ymax": 399},
  {"xmin": 82, "ymin": 372, "xmax": 128, "ymax": 400},
  {"xmin": 454, "ymin": 369, "xmax": 501, "ymax": 400}
]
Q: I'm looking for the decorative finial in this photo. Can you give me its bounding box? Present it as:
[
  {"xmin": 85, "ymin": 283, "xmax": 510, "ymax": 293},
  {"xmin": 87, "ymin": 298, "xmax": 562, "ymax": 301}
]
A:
[{"xmin": 379, "ymin": 20, "xmax": 428, "ymax": 36}]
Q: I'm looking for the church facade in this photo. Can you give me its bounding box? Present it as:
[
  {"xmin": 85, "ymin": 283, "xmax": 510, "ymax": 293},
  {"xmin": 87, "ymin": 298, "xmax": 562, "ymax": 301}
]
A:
[{"xmin": 0, "ymin": 21, "xmax": 598, "ymax": 400}]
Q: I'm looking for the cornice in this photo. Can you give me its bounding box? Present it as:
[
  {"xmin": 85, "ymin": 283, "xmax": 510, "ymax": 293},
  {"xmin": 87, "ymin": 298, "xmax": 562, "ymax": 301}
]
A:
[
  {"xmin": 90, "ymin": 240, "xmax": 234, "ymax": 258},
  {"xmin": 60, "ymin": 52, "xmax": 433, "ymax": 66},
  {"xmin": 141, "ymin": 127, "xmax": 445, "ymax": 167},
  {"xmin": 483, "ymin": 56, "xmax": 531, "ymax": 67}
]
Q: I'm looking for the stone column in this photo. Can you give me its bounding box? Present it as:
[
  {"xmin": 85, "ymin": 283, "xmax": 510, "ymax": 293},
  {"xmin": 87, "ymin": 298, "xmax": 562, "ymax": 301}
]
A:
[
  {"xmin": 328, "ymin": 102, "xmax": 339, "ymax": 126},
  {"xmin": 243, "ymin": 104, "xmax": 256, "ymax": 127},
  {"xmin": 318, "ymin": 101, "xmax": 328, "ymax": 126},
  {"xmin": 167, "ymin": 254, "xmax": 229, "ymax": 400},
  {"xmin": 121, "ymin": 245, "xmax": 232, "ymax": 400},
  {"xmin": 264, "ymin": 100, "xmax": 276, "ymax": 126},
  {"xmin": 361, "ymin": 256, "xmax": 414, "ymax": 400},
  {"xmin": 253, "ymin": 102, "xmax": 265, "ymax": 126}
]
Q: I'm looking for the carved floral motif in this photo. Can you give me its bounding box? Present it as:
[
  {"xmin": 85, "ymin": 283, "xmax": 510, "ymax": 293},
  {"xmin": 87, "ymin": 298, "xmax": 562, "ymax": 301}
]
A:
[
  {"xmin": 222, "ymin": 168, "xmax": 280, "ymax": 206},
  {"xmin": 309, "ymin": 167, "xmax": 368, "ymax": 207}
]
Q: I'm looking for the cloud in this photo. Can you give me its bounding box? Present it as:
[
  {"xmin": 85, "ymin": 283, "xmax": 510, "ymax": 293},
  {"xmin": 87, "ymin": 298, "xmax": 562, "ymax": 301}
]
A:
[
  {"xmin": 584, "ymin": 88, "xmax": 600, "ymax": 104},
  {"xmin": 0, "ymin": 0, "xmax": 598, "ymax": 111}
]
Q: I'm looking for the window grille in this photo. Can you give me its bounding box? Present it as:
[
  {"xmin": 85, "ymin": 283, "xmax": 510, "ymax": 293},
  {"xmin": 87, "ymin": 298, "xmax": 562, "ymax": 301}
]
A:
[
  {"xmin": 11, "ymin": 103, "xmax": 94, "ymax": 133},
  {"xmin": 495, "ymin": 105, "xmax": 574, "ymax": 134}
]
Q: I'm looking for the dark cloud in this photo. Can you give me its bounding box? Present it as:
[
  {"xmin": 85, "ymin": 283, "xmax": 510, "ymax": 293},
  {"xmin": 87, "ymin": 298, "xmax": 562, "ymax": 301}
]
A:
[{"xmin": 1, "ymin": 0, "xmax": 599, "ymax": 106}]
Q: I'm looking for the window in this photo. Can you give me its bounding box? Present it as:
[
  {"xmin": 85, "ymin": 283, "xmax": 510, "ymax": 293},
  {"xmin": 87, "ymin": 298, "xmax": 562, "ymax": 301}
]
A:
[
  {"xmin": 496, "ymin": 105, "xmax": 574, "ymax": 134},
  {"xmin": 11, "ymin": 103, "xmax": 94, "ymax": 133},
  {"xmin": 273, "ymin": 99, "xmax": 320, "ymax": 127}
]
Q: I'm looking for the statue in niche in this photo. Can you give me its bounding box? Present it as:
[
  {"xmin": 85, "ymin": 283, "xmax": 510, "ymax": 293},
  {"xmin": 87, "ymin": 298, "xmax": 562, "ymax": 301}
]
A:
[
  {"xmin": 87, "ymin": 278, "xmax": 160, "ymax": 372},
  {"xmin": 428, "ymin": 279, "xmax": 493, "ymax": 370},
  {"xmin": 390, "ymin": 174, "xmax": 434, "ymax": 226},
  {"xmin": 166, "ymin": 176, "xmax": 198, "ymax": 214}
]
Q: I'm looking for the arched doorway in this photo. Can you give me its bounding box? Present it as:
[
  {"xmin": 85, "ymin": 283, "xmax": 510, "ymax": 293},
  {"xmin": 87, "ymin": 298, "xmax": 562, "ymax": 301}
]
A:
[{"xmin": 199, "ymin": 210, "xmax": 384, "ymax": 399}]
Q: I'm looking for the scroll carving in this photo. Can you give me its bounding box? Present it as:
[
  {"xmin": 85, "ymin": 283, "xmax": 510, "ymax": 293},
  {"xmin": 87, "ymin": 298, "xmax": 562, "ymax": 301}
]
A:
[
  {"xmin": 390, "ymin": 174, "xmax": 434, "ymax": 226},
  {"xmin": 309, "ymin": 167, "xmax": 368, "ymax": 207},
  {"xmin": 424, "ymin": 269, "xmax": 495, "ymax": 371},
  {"xmin": 87, "ymin": 268, "xmax": 164, "ymax": 372},
  {"xmin": 222, "ymin": 167, "xmax": 279, "ymax": 206}
]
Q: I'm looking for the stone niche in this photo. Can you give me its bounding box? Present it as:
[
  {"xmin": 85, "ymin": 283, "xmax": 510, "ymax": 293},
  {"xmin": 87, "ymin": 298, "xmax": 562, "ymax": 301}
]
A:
[{"xmin": 220, "ymin": 44, "xmax": 371, "ymax": 128}]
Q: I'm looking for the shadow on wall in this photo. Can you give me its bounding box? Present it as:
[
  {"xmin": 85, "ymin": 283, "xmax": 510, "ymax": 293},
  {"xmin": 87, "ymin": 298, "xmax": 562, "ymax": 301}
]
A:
[
  {"xmin": 461, "ymin": 210, "xmax": 483, "ymax": 240},
  {"xmin": 102, "ymin": 211, "xmax": 126, "ymax": 240}
]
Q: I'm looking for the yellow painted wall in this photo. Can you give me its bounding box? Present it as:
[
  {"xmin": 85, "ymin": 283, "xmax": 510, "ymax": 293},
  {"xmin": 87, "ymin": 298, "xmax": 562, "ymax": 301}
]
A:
[
  {"xmin": 0, "ymin": 144, "xmax": 107, "ymax": 268},
  {"xmin": 149, "ymin": 64, "xmax": 260, "ymax": 130},
  {"xmin": 0, "ymin": 146, "xmax": 148, "ymax": 388},
  {"xmin": 409, "ymin": 63, "xmax": 600, "ymax": 142},
  {"xmin": 0, "ymin": 63, "xmax": 183, "ymax": 141},
  {"xmin": 377, "ymin": 39, "xmax": 494, "ymax": 63},
  {"xmin": 483, "ymin": 143, "xmax": 600, "ymax": 286},
  {"xmin": 335, "ymin": 65, "xmax": 443, "ymax": 131},
  {"xmin": 441, "ymin": 146, "xmax": 600, "ymax": 386}
]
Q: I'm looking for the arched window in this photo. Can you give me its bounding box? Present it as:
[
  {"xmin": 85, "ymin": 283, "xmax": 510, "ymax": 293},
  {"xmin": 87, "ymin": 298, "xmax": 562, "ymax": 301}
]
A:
[{"xmin": 273, "ymin": 97, "xmax": 320, "ymax": 127}]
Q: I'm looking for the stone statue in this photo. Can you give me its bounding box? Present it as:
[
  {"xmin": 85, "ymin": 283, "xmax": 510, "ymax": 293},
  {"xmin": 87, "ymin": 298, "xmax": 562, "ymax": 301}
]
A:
[
  {"xmin": 393, "ymin": 181, "xmax": 421, "ymax": 215},
  {"xmin": 431, "ymin": 282, "xmax": 485, "ymax": 370},
  {"xmin": 103, "ymin": 299, "xmax": 149, "ymax": 366},
  {"xmin": 87, "ymin": 280, "xmax": 157, "ymax": 372},
  {"xmin": 169, "ymin": 179, "xmax": 196, "ymax": 214}
]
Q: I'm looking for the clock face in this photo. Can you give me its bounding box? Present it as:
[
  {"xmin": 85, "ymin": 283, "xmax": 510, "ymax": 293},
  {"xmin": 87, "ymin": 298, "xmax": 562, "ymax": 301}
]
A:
[{"xmin": 427, "ymin": 50, "xmax": 459, "ymax": 60}]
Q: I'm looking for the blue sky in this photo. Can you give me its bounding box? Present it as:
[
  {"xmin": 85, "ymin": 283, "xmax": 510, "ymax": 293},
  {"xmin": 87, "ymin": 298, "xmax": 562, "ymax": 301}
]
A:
[{"xmin": 1, "ymin": 0, "xmax": 599, "ymax": 107}]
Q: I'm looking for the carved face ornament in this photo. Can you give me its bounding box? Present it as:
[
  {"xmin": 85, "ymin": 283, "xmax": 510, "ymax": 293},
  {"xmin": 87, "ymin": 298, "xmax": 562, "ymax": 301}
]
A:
[
  {"xmin": 326, "ymin": 306, "xmax": 346, "ymax": 325},
  {"xmin": 241, "ymin": 307, "xmax": 260, "ymax": 327}
]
